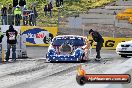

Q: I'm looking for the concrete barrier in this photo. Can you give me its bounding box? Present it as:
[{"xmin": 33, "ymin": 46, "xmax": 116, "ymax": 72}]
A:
[
  {"xmin": 118, "ymin": 20, "xmax": 128, "ymax": 23},
  {"xmin": 116, "ymin": 1, "xmax": 132, "ymax": 6},
  {"xmin": 80, "ymin": 13, "xmax": 132, "ymax": 29},
  {"xmin": 115, "ymin": 21, "xmax": 132, "ymax": 29},
  {"xmin": 88, "ymin": 9, "xmax": 120, "ymax": 15},
  {"xmin": 80, "ymin": 14, "xmax": 114, "ymax": 19},
  {"xmin": 105, "ymin": 6, "xmax": 132, "ymax": 10},
  {"xmin": 86, "ymin": 58, "xmax": 132, "ymax": 88},
  {"xmin": 82, "ymin": 18, "xmax": 114, "ymax": 25}
]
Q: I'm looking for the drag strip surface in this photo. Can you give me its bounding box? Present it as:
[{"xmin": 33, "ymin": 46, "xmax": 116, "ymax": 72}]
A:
[
  {"xmin": 7, "ymin": 57, "xmax": 129, "ymax": 88},
  {"xmin": 0, "ymin": 47, "xmax": 130, "ymax": 88}
]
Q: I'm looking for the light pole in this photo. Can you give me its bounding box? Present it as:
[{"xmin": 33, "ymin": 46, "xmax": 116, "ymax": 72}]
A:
[
  {"xmin": 113, "ymin": 15, "xmax": 115, "ymax": 38},
  {"xmin": 113, "ymin": 11, "xmax": 116, "ymax": 38},
  {"xmin": 82, "ymin": 25, "xmax": 84, "ymax": 36},
  {"xmin": 58, "ymin": 7, "xmax": 61, "ymax": 29}
]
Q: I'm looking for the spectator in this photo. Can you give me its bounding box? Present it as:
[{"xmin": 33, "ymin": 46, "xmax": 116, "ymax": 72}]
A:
[
  {"xmin": 60, "ymin": 0, "xmax": 63, "ymax": 7},
  {"xmin": 8, "ymin": 4, "xmax": 13, "ymax": 14},
  {"xmin": 48, "ymin": 2, "xmax": 53, "ymax": 17},
  {"xmin": 29, "ymin": 12, "xmax": 36, "ymax": 26},
  {"xmin": 44, "ymin": 5, "xmax": 48, "ymax": 16},
  {"xmin": 89, "ymin": 29, "xmax": 104, "ymax": 61},
  {"xmin": 48, "ymin": 0, "xmax": 54, "ymax": 6},
  {"xmin": 1, "ymin": 6, "xmax": 7, "ymax": 25},
  {"xmin": 13, "ymin": 0, "xmax": 18, "ymax": 8},
  {"xmin": 14, "ymin": 6, "xmax": 22, "ymax": 26},
  {"xmin": 23, "ymin": 5, "xmax": 28, "ymax": 25},
  {"xmin": 5, "ymin": 25, "xmax": 18, "ymax": 62},
  {"xmin": 8, "ymin": 4, "xmax": 14, "ymax": 25},
  {"xmin": 0, "ymin": 29, "xmax": 4, "ymax": 43},
  {"xmin": 56, "ymin": 0, "xmax": 60, "ymax": 7},
  {"xmin": 19, "ymin": 0, "xmax": 26, "ymax": 10},
  {"xmin": 33, "ymin": 6, "xmax": 38, "ymax": 19},
  {"xmin": 113, "ymin": 11, "xmax": 116, "ymax": 15},
  {"xmin": 30, "ymin": 5, "xmax": 38, "ymax": 26},
  {"xmin": 23, "ymin": 5, "xmax": 27, "ymax": 10}
]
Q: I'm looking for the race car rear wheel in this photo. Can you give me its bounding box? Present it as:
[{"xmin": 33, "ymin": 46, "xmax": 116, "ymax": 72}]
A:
[{"xmin": 121, "ymin": 55, "xmax": 127, "ymax": 58}]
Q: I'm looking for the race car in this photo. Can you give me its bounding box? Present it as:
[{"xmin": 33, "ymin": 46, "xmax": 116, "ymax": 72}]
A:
[
  {"xmin": 46, "ymin": 35, "xmax": 91, "ymax": 62},
  {"xmin": 116, "ymin": 40, "xmax": 132, "ymax": 58}
]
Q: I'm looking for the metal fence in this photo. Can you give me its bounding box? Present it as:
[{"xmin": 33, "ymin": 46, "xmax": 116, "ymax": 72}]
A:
[
  {"xmin": 0, "ymin": 10, "xmax": 59, "ymax": 27},
  {"xmin": 0, "ymin": 8, "xmax": 131, "ymax": 38},
  {"xmin": 0, "ymin": 13, "xmax": 37, "ymax": 26}
]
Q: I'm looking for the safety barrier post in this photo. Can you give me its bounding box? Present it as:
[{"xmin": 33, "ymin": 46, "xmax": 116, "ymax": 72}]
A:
[
  {"xmin": 2, "ymin": 47, "xmax": 4, "ymax": 63},
  {"xmin": 0, "ymin": 43, "xmax": 2, "ymax": 63}
]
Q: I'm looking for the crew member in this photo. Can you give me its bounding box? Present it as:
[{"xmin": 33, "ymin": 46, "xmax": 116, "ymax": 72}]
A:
[
  {"xmin": 0, "ymin": 29, "xmax": 4, "ymax": 43},
  {"xmin": 1, "ymin": 6, "xmax": 7, "ymax": 25},
  {"xmin": 14, "ymin": 6, "xmax": 22, "ymax": 26},
  {"xmin": 89, "ymin": 29, "xmax": 104, "ymax": 61},
  {"xmin": 5, "ymin": 25, "xmax": 18, "ymax": 62},
  {"xmin": 23, "ymin": 5, "xmax": 28, "ymax": 25}
]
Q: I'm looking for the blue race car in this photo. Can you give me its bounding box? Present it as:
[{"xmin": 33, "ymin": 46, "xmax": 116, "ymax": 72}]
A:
[{"xmin": 46, "ymin": 35, "xmax": 91, "ymax": 62}]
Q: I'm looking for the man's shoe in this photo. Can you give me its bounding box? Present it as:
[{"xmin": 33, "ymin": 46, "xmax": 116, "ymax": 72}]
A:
[
  {"xmin": 95, "ymin": 58, "xmax": 101, "ymax": 61},
  {"xmin": 10, "ymin": 59, "xmax": 16, "ymax": 62},
  {"xmin": 5, "ymin": 60, "xmax": 9, "ymax": 62}
]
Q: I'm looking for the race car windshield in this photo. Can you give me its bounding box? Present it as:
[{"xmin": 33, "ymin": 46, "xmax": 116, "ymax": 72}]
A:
[{"xmin": 52, "ymin": 37, "xmax": 85, "ymax": 46}]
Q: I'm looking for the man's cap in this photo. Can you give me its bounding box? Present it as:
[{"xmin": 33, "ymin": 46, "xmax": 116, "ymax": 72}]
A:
[
  {"xmin": 89, "ymin": 29, "xmax": 93, "ymax": 34},
  {"xmin": 24, "ymin": 5, "xmax": 26, "ymax": 8},
  {"xmin": 9, "ymin": 25, "xmax": 13, "ymax": 29}
]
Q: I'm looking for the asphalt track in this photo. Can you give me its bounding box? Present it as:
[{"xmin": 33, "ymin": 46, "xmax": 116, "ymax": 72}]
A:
[{"xmin": 0, "ymin": 47, "xmax": 130, "ymax": 88}]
